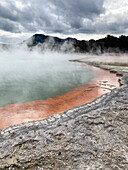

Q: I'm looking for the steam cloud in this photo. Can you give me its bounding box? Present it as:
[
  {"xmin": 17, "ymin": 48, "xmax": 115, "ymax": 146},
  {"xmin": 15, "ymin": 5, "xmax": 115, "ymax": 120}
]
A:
[{"xmin": 0, "ymin": 46, "xmax": 94, "ymax": 107}]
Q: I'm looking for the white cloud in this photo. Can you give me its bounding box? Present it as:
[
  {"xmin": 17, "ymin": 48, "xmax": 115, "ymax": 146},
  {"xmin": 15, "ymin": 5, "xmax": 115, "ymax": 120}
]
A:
[{"xmin": 93, "ymin": 0, "xmax": 128, "ymax": 34}]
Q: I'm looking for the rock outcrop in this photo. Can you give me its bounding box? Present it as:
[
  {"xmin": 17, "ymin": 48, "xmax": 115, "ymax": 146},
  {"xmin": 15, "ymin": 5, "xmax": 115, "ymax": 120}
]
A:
[{"xmin": 0, "ymin": 74, "xmax": 128, "ymax": 169}]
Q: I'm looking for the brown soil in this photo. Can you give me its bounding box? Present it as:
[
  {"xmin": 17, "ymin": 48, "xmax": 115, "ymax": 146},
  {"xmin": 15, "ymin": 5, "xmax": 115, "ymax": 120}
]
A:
[{"xmin": 0, "ymin": 64, "xmax": 120, "ymax": 129}]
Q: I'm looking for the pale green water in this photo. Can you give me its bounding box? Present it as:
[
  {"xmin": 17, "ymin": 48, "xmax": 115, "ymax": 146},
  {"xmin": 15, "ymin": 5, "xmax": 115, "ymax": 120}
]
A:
[{"xmin": 0, "ymin": 51, "xmax": 95, "ymax": 107}]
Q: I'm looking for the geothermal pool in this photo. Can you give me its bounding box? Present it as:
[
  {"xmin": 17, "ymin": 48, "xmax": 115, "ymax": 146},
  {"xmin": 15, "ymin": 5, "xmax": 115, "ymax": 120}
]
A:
[
  {"xmin": 0, "ymin": 50, "xmax": 94, "ymax": 107},
  {"xmin": 0, "ymin": 49, "xmax": 122, "ymax": 129}
]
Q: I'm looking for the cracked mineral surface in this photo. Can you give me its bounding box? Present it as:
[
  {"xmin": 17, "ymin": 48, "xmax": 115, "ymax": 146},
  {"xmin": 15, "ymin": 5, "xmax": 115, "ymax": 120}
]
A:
[{"xmin": 0, "ymin": 72, "xmax": 128, "ymax": 169}]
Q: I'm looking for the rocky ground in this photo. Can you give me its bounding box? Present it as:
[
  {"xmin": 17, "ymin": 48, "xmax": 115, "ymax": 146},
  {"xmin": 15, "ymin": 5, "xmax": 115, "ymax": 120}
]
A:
[
  {"xmin": 78, "ymin": 56, "xmax": 128, "ymax": 75},
  {"xmin": 0, "ymin": 64, "xmax": 128, "ymax": 169}
]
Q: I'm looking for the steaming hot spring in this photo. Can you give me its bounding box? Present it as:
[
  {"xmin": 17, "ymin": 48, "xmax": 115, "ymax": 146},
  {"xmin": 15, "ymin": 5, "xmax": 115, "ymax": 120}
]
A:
[{"xmin": 0, "ymin": 48, "xmax": 120, "ymax": 129}]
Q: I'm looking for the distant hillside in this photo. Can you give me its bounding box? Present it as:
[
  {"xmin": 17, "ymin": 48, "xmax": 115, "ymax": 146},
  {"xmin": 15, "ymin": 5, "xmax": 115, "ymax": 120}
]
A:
[
  {"xmin": 1, "ymin": 34, "xmax": 128, "ymax": 53},
  {"xmin": 23, "ymin": 34, "xmax": 77, "ymax": 52},
  {"xmin": 88, "ymin": 35, "xmax": 128, "ymax": 54},
  {"xmin": 24, "ymin": 34, "xmax": 128, "ymax": 53}
]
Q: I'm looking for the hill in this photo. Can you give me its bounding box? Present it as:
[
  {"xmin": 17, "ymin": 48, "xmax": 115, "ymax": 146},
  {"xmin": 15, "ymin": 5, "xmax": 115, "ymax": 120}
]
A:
[
  {"xmin": 1, "ymin": 34, "xmax": 128, "ymax": 53},
  {"xmin": 24, "ymin": 34, "xmax": 128, "ymax": 53}
]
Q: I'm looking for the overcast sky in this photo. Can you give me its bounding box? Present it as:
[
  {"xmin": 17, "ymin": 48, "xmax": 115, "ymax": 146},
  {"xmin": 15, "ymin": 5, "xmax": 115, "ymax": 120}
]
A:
[{"xmin": 0, "ymin": 0, "xmax": 128, "ymax": 43}]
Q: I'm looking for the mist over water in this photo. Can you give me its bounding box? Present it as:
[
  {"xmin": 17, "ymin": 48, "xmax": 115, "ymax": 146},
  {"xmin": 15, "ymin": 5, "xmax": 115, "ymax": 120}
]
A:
[{"xmin": 0, "ymin": 48, "xmax": 94, "ymax": 107}]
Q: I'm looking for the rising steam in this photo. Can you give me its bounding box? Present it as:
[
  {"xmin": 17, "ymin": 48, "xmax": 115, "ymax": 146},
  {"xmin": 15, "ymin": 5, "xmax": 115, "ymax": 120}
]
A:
[{"xmin": 0, "ymin": 45, "xmax": 94, "ymax": 107}]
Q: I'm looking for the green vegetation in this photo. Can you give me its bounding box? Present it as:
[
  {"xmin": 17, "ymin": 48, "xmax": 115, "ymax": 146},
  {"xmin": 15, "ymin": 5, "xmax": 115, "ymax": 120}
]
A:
[{"xmin": 25, "ymin": 34, "xmax": 128, "ymax": 53}]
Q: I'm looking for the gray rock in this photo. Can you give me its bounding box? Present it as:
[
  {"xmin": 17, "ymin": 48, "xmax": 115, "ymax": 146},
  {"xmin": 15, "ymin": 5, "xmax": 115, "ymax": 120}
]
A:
[{"xmin": 0, "ymin": 74, "xmax": 128, "ymax": 170}]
